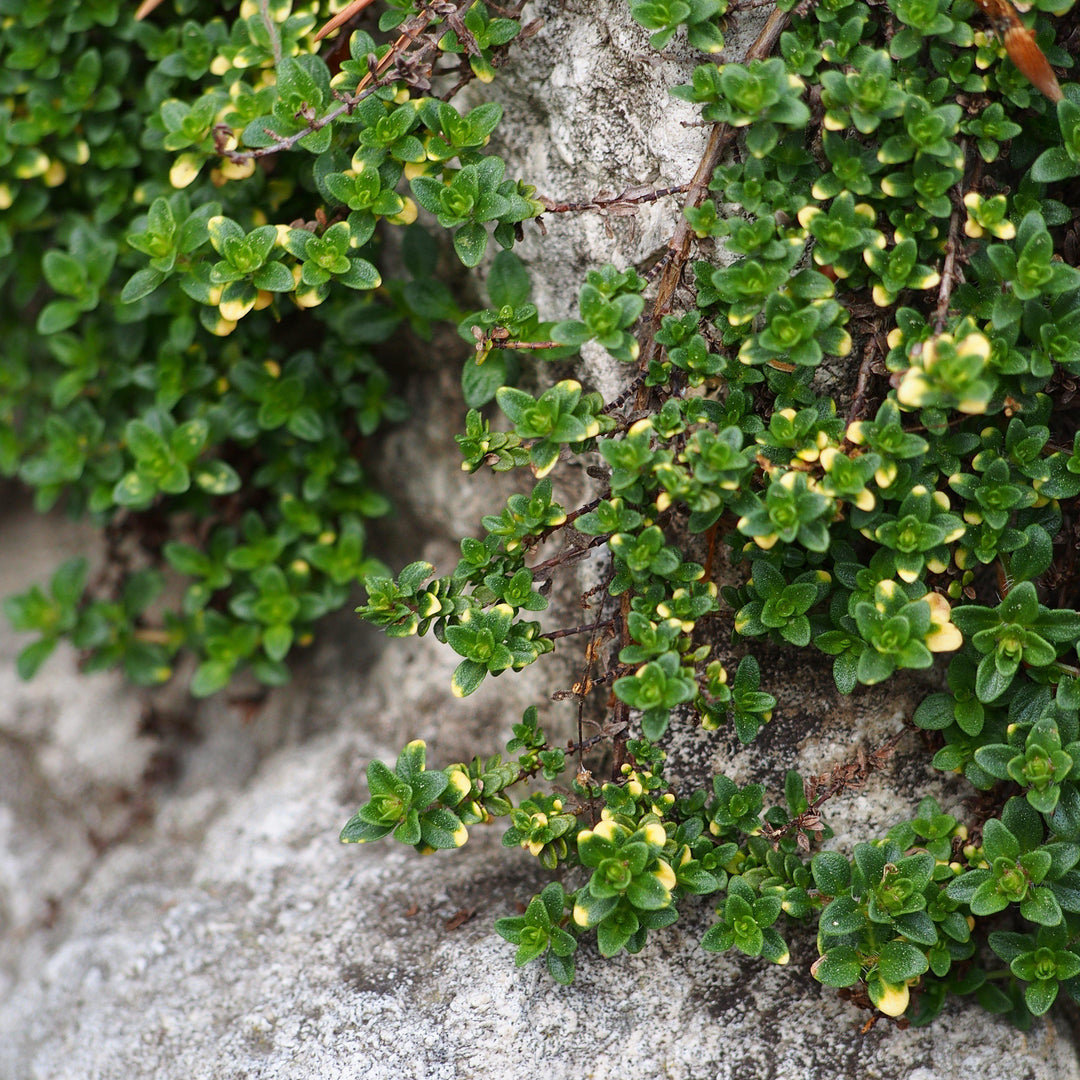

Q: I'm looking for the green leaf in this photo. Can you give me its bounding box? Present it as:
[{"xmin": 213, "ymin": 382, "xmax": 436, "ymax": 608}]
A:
[
  {"xmin": 191, "ymin": 659, "xmax": 234, "ymax": 697},
  {"xmin": 819, "ymin": 895, "xmax": 864, "ymax": 936},
  {"xmin": 419, "ymin": 807, "xmax": 467, "ymax": 849},
  {"xmin": 814, "ymin": 945, "xmax": 861, "ymax": 987},
  {"xmin": 194, "ymin": 460, "xmax": 242, "ymax": 495},
  {"xmin": 451, "ymin": 658, "xmax": 488, "ymax": 697},
  {"xmin": 124, "ymin": 642, "xmax": 172, "ymax": 686},
  {"xmin": 251, "ymin": 261, "xmax": 295, "ymax": 292},
  {"xmin": 1019, "ymin": 886, "xmax": 1062, "ymax": 926},
  {"xmin": 121, "ymin": 267, "xmax": 168, "ymax": 303},
  {"xmin": 42, "ymin": 250, "xmax": 86, "ymax": 296},
  {"xmin": 288, "ymin": 407, "xmax": 326, "ymax": 442},
  {"xmin": 487, "ymin": 250, "xmax": 531, "ymax": 308},
  {"xmin": 1030, "ymin": 146, "xmax": 1080, "ymax": 184},
  {"xmin": 914, "ymin": 693, "xmax": 954, "ymax": 731},
  {"xmin": 974, "ymin": 743, "xmax": 1015, "ymax": 780},
  {"xmin": 164, "ymin": 542, "xmax": 213, "ymax": 577},
  {"xmin": 37, "ymin": 300, "xmax": 84, "ymax": 335},
  {"xmin": 340, "ymin": 815, "xmax": 394, "ymax": 843},
  {"xmin": 16, "ymin": 638, "xmax": 58, "ymax": 680},
  {"xmin": 878, "ymin": 939, "xmax": 930, "ymax": 984},
  {"xmin": 462, "ymin": 351, "xmax": 507, "ymax": 408},
  {"xmin": 157, "ymin": 461, "xmax": 191, "ymax": 495},
  {"xmin": 172, "ymin": 419, "xmax": 209, "ymax": 462},
  {"xmin": 549, "ymin": 319, "xmax": 591, "ymax": 347},
  {"xmin": 454, "ymin": 222, "xmax": 489, "ymax": 268},
  {"xmin": 546, "ymin": 950, "xmax": 575, "ymax": 985},
  {"xmin": 123, "ymin": 569, "xmax": 164, "ymax": 616},
  {"xmin": 51, "ymin": 557, "xmax": 89, "ymax": 608},
  {"xmin": 1025, "ymin": 977, "xmax": 1059, "ymax": 1015},
  {"xmin": 812, "ymin": 851, "xmax": 852, "ymax": 895},
  {"xmin": 112, "ymin": 471, "xmax": 157, "ymax": 507},
  {"xmin": 263, "ymin": 622, "xmax": 293, "ymax": 662},
  {"xmin": 337, "ymin": 258, "xmax": 381, "ymax": 290},
  {"xmin": 1010, "ymin": 526, "xmax": 1053, "ymax": 583}
]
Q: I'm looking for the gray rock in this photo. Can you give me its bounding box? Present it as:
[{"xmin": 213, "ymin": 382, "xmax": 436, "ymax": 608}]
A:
[
  {"xmin": 2, "ymin": 4, "xmax": 1080, "ymax": 1078},
  {"xmin": 3, "ymin": 605, "xmax": 1079, "ymax": 1079}
]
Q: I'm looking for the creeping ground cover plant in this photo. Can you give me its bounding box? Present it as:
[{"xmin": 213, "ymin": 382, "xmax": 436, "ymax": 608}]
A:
[
  {"xmin": 7, "ymin": 0, "xmax": 1080, "ymax": 1031},
  {"xmin": 2, "ymin": 0, "xmax": 541, "ymax": 693},
  {"xmin": 336, "ymin": 0, "xmax": 1080, "ymax": 1028}
]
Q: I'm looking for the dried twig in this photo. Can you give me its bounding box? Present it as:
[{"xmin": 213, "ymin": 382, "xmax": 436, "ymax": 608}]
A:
[
  {"xmin": 760, "ymin": 727, "xmax": 910, "ymax": 850},
  {"xmin": 637, "ymin": 7, "xmax": 790, "ymax": 378},
  {"xmin": 932, "ymin": 184, "xmax": 966, "ymax": 334},
  {"xmin": 134, "ymin": 0, "xmax": 168, "ymax": 18},
  {"xmin": 844, "ymin": 328, "xmax": 889, "ymax": 427},
  {"xmin": 544, "ymin": 618, "xmax": 617, "ymax": 642},
  {"xmin": 227, "ymin": 0, "xmax": 467, "ymax": 163},
  {"xmin": 314, "ymin": 0, "xmax": 380, "ymax": 43},
  {"xmin": 540, "ymin": 183, "xmax": 692, "ymax": 216}
]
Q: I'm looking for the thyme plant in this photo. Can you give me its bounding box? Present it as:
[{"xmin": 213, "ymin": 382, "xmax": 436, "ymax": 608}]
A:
[
  {"xmin": 6, "ymin": 0, "xmax": 1080, "ymax": 1028},
  {"xmin": 343, "ymin": 0, "xmax": 1080, "ymax": 1027}
]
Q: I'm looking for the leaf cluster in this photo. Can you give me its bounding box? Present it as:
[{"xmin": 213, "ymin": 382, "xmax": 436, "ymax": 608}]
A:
[{"xmin": 344, "ymin": 0, "xmax": 1080, "ymax": 1028}]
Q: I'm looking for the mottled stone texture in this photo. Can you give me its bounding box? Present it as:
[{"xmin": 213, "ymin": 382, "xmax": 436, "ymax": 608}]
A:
[{"xmin": 2, "ymin": 5, "xmax": 1079, "ymax": 1078}]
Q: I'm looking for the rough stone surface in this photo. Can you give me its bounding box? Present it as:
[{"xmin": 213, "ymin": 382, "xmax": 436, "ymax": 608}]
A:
[
  {"xmin": 4, "ymin": 512, "xmax": 1080, "ymax": 1079},
  {"xmin": 466, "ymin": 0, "xmax": 759, "ymax": 401},
  {"xmin": 4, "ymin": 4, "xmax": 1080, "ymax": 1079}
]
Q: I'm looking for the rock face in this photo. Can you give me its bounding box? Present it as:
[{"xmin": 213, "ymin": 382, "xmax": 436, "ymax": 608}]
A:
[
  {"xmin": 4, "ymin": 510, "xmax": 1080, "ymax": 1080},
  {"xmin": 3, "ymin": 5, "xmax": 1080, "ymax": 1079}
]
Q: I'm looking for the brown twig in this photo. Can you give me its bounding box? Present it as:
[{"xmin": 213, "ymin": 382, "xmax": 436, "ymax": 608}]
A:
[
  {"xmin": 760, "ymin": 726, "xmax": 910, "ymax": 850},
  {"xmin": 611, "ymin": 592, "xmax": 634, "ymax": 778},
  {"xmin": 528, "ymin": 534, "xmax": 609, "ymax": 576},
  {"xmin": 544, "ymin": 618, "xmax": 617, "ymax": 641},
  {"xmin": 566, "ymin": 731, "xmax": 615, "ymax": 755},
  {"xmin": 844, "ymin": 330, "xmax": 887, "ymax": 427},
  {"xmin": 551, "ymin": 665, "xmax": 630, "ymax": 699},
  {"xmin": 636, "ymin": 7, "xmax": 790, "ymax": 379},
  {"xmin": 488, "ymin": 338, "xmax": 566, "ymax": 351},
  {"xmin": 603, "ymin": 370, "xmax": 651, "ymax": 414},
  {"xmin": 314, "ymin": 0, "xmax": 379, "ymax": 42},
  {"xmin": 226, "ymin": 0, "xmax": 466, "ymax": 164},
  {"xmin": 540, "ymin": 183, "xmax": 692, "ymax": 215},
  {"xmin": 932, "ymin": 182, "xmax": 967, "ymax": 334},
  {"xmin": 562, "ymin": 495, "xmax": 605, "ymax": 528}
]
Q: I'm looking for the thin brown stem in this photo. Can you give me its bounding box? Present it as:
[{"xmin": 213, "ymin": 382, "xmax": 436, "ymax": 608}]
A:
[
  {"xmin": 227, "ymin": 0, "xmax": 465, "ymax": 163},
  {"xmin": 259, "ymin": 0, "xmax": 284, "ymax": 65},
  {"xmin": 541, "ymin": 183, "xmax": 692, "ymax": 215},
  {"xmin": 528, "ymin": 535, "xmax": 608, "ymax": 576},
  {"xmin": 489, "ymin": 338, "xmax": 565, "ymax": 351},
  {"xmin": 636, "ymin": 7, "xmax": 789, "ymax": 380},
  {"xmin": 313, "ymin": 0, "xmax": 379, "ymax": 42},
  {"xmin": 544, "ymin": 618, "xmax": 616, "ymax": 641},
  {"xmin": 844, "ymin": 330, "xmax": 887, "ymax": 427},
  {"xmin": 134, "ymin": 0, "xmax": 168, "ymax": 17},
  {"xmin": 761, "ymin": 727, "xmax": 910, "ymax": 848},
  {"xmin": 932, "ymin": 183, "xmax": 966, "ymax": 334}
]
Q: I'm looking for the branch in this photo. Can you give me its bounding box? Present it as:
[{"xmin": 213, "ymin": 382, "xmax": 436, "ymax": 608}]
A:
[
  {"xmin": 134, "ymin": 0, "xmax": 168, "ymax": 18},
  {"xmin": 488, "ymin": 337, "xmax": 566, "ymax": 351},
  {"xmin": 844, "ymin": 327, "xmax": 889, "ymax": 427},
  {"xmin": 544, "ymin": 618, "xmax": 616, "ymax": 641},
  {"xmin": 314, "ymin": 0, "xmax": 380, "ymax": 43},
  {"xmin": 760, "ymin": 726, "xmax": 910, "ymax": 850},
  {"xmin": 227, "ymin": 0, "xmax": 467, "ymax": 163},
  {"xmin": 636, "ymin": 7, "xmax": 790, "ymax": 377},
  {"xmin": 932, "ymin": 181, "xmax": 966, "ymax": 334},
  {"xmin": 259, "ymin": 0, "xmax": 283, "ymax": 65},
  {"xmin": 528, "ymin": 534, "xmax": 608, "ymax": 576},
  {"xmin": 540, "ymin": 183, "xmax": 691, "ymax": 216}
]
